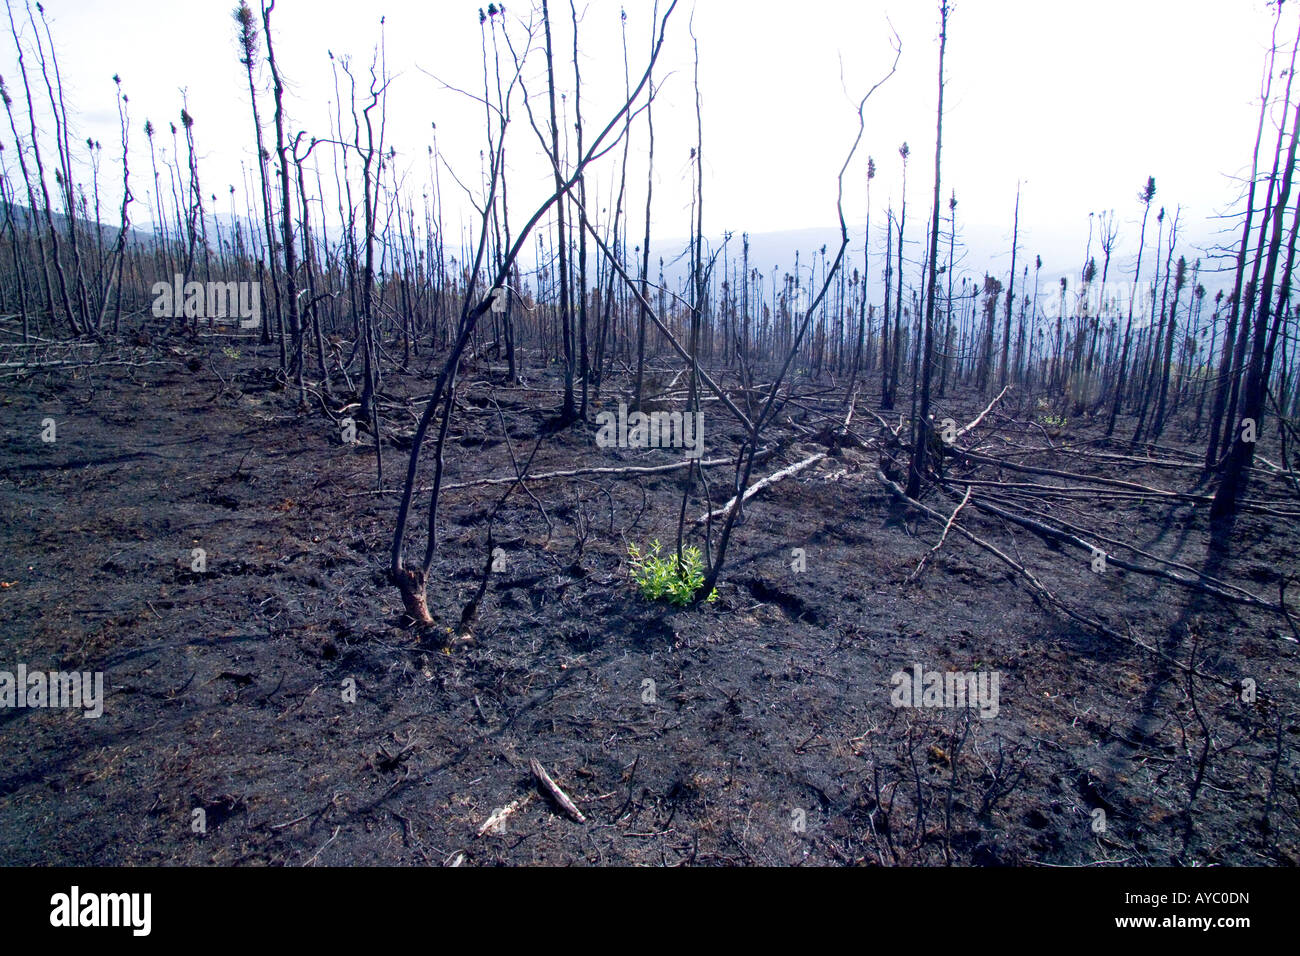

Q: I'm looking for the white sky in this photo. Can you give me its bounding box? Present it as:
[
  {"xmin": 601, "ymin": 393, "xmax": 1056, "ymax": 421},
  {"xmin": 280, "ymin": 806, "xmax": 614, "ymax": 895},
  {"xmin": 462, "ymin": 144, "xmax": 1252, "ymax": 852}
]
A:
[{"xmin": 0, "ymin": 0, "xmax": 1288, "ymax": 300}]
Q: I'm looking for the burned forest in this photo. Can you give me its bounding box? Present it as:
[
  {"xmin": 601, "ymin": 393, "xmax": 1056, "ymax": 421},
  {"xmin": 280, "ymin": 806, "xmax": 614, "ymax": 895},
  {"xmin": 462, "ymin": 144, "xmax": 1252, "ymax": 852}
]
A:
[{"xmin": 0, "ymin": 0, "xmax": 1297, "ymax": 884}]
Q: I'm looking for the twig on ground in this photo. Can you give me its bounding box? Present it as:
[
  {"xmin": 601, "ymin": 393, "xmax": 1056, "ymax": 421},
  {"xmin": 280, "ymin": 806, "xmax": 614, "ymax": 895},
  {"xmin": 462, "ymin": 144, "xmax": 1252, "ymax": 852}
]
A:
[
  {"xmin": 908, "ymin": 484, "xmax": 973, "ymax": 583},
  {"xmin": 530, "ymin": 758, "xmax": 587, "ymax": 823}
]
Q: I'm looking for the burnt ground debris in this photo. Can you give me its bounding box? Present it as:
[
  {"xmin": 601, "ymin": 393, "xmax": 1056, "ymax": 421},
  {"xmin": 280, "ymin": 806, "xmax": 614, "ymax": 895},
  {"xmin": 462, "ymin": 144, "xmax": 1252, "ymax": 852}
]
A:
[{"xmin": 0, "ymin": 339, "xmax": 1297, "ymax": 866}]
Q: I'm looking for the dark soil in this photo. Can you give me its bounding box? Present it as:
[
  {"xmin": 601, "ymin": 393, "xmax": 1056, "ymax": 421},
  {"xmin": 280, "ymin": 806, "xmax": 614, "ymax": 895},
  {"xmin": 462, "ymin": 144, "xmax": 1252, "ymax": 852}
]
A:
[{"xmin": 1, "ymin": 339, "xmax": 1297, "ymax": 866}]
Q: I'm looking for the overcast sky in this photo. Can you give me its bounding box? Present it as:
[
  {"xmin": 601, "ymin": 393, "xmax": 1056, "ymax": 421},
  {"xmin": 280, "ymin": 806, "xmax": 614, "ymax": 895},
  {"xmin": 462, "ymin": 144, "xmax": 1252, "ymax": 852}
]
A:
[{"xmin": 0, "ymin": 0, "xmax": 1288, "ymax": 301}]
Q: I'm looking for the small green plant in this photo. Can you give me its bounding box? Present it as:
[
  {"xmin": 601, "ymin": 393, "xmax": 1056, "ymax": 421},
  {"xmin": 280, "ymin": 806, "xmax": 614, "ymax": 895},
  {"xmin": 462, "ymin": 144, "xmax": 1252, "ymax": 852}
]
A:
[
  {"xmin": 222, "ymin": 346, "xmax": 241, "ymax": 360},
  {"xmin": 627, "ymin": 539, "xmax": 717, "ymax": 606},
  {"xmin": 1039, "ymin": 414, "xmax": 1068, "ymax": 428}
]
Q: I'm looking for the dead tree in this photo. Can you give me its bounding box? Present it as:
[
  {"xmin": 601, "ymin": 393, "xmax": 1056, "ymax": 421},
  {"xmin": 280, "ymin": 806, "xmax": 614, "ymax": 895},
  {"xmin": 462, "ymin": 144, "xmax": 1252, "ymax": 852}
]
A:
[
  {"xmin": 690, "ymin": 34, "xmax": 901, "ymax": 600},
  {"xmin": 262, "ymin": 0, "xmax": 304, "ymax": 396},
  {"xmin": 1211, "ymin": 19, "xmax": 1294, "ymax": 470},
  {"xmin": 634, "ymin": 56, "xmax": 655, "ymax": 412},
  {"xmin": 889, "ymin": 143, "xmax": 910, "ymax": 406},
  {"xmin": 845, "ymin": 156, "xmax": 876, "ymax": 404},
  {"xmin": 1134, "ymin": 207, "xmax": 1180, "ymax": 444},
  {"xmin": 1150, "ymin": 255, "xmax": 1187, "ymax": 440},
  {"xmin": 907, "ymin": 0, "xmax": 949, "ymax": 499},
  {"xmin": 1213, "ymin": 31, "xmax": 1300, "ymax": 520},
  {"xmin": 233, "ymin": 1, "xmax": 282, "ymax": 347},
  {"xmin": 1106, "ymin": 175, "xmax": 1156, "ymax": 436},
  {"xmin": 541, "ymin": 0, "xmax": 577, "ymax": 424},
  {"xmin": 998, "ymin": 181, "xmax": 1019, "ymax": 390},
  {"xmin": 4, "ymin": 0, "xmax": 78, "ymax": 335},
  {"xmin": 390, "ymin": 1, "xmax": 679, "ymax": 625}
]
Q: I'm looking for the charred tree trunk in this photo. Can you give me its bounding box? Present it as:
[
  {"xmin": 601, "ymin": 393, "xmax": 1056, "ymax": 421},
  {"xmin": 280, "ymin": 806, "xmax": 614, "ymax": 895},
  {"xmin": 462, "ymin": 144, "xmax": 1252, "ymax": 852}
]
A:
[{"xmin": 907, "ymin": 1, "xmax": 948, "ymax": 500}]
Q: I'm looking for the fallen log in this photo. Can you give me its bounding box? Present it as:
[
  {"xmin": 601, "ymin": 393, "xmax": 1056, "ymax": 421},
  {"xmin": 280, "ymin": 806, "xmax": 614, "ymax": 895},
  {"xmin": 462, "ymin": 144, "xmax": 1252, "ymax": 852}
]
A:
[
  {"xmin": 955, "ymin": 384, "xmax": 1011, "ymax": 440},
  {"xmin": 940, "ymin": 481, "xmax": 1285, "ymax": 615},
  {"xmin": 345, "ymin": 449, "xmax": 773, "ymax": 498},
  {"xmin": 975, "ymin": 490, "xmax": 1271, "ymax": 598},
  {"xmin": 695, "ymin": 452, "xmax": 826, "ymax": 525},
  {"xmin": 946, "ymin": 455, "xmax": 1300, "ymax": 519},
  {"xmin": 874, "ymin": 470, "xmax": 1249, "ymax": 689},
  {"xmin": 952, "ymin": 447, "xmax": 1179, "ymax": 495}
]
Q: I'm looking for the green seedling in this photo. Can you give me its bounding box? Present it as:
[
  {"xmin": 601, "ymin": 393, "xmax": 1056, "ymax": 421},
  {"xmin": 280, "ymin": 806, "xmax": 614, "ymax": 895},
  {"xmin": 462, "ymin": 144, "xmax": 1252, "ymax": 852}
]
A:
[{"xmin": 627, "ymin": 539, "xmax": 717, "ymax": 606}]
